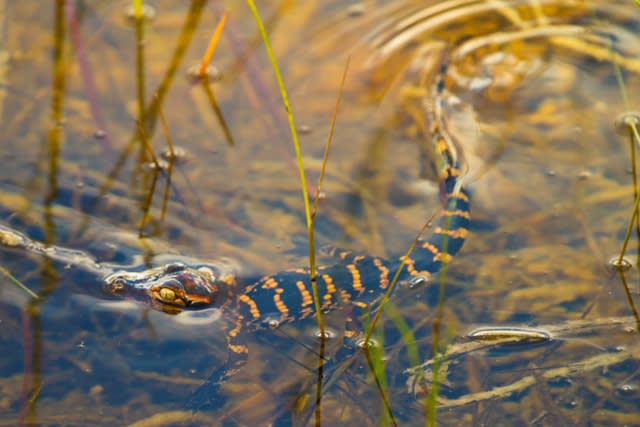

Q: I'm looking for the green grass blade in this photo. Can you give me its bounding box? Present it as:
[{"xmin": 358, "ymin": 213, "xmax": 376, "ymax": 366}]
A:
[
  {"xmin": 245, "ymin": 2, "xmax": 326, "ymax": 423},
  {"xmin": 244, "ymin": 0, "xmax": 322, "ymax": 330},
  {"xmin": 0, "ymin": 264, "xmax": 38, "ymax": 299}
]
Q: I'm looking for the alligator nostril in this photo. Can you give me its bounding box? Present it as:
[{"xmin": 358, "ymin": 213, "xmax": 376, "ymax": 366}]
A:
[{"xmin": 164, "ymin": 262, "xmax": 186, "ymax": 273}]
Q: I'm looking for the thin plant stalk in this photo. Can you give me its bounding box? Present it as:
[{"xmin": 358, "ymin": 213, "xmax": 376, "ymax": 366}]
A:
[
  {"xmin": 64, "ymin": 0, "xmax": 113, "ymax": 155},
  {"xmin": 135, "ymin": 121, "xmax": 161, "ymax": 235},
  {"xmin": 198, "ymin": 10, "xmax": 228, "ymax": 77},
  {"xmin": 158, "ymin": 108, "xmax": 174, "ymax": 220},
  {"xmin": 221, "ymin": 6, "xmax": 316, "ymax": 195},
  {"xmin": 0, "ymin": 265, "xmax": 38, "ymax": 299},
  {"xmin": 245, "ymin": 0, "xmax": 323, "ymax": 333},
  {"xmin": 617, "ymin": 137, "xmax": 640, "ymax": 264},
  {"xmin": 363, "ymin": 330, "xmax": 398, "ymax": 427},
  {"xmin": 245, "ymin": 2, "xmax": 325, "ymax": 423},
  {"xmin": 311, "ymin": 56, "xmax": 350, "ymax": 218},
  {"xmin": 364, "ymin": 209, "xmax": 441, "ymax": 345},
  {"xmin": 132, "ymin": 0, "xmax": 143, "ymax": 18},
  {"xmin": 612, "ymin": 49, "xmax": 640, "ymax": 266}
]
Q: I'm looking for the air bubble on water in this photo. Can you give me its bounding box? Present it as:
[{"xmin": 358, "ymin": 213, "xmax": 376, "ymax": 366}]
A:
[
  {"xmin": 617, "ymin": 383, "xmax": 637, "ymax": 397},
  {"xmin": 266, "ymin": 318, "xmax": 280, "ymax": 329},
  {"xmin": 355, "ymin": 336, "xmax": 379, "ymax": 349},
  {"xmin": 346, "ymin": 4, "xmax": 366, "ymax": 18},
  {"xmin": 298, "ymin": 124, "xmax": 312, "ymax": 134},
  {"xmin": 161, "ymin": 146, "xmax": 188, "ymax": 164},
  {"xmin": 614, "ymin": 112, "xmax": 640, "ymax": 135},
  {"xmin": 577, "ymin": 170, "xmax": 592, "ymax": 180},
  {"xmin": 606, "ymin": 256, "xmax": 632, "ymax": 272},
  {"xmin": 187, "ymin": 64, "xmax": 222, "ymax": 82},
  {"xmin": 407, "ymin": 274, "xmax": 431, "ymax": 289},
  {"xmin": 311, "ymin": 327, "xmax": 338, "ymax": 340},
  {"xmin": 125, "ymin": 4, "xmax": 156, "ymax": 21}
]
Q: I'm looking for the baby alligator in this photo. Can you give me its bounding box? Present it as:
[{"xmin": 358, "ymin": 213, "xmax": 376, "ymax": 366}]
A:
[
  {"xmin": 0, "ymin": 62, "xmax": 469, "ymax": 409},
  {"xmin": 1, "ymin": 129, "xmax": 469, "ymax": 410},
  {"xmin": 102, "ymin": 75, "xmax": 471, "ymax": 410},
  {"xmin": 104, "ymin": 181, "xmax": 469, "ymax": 410}
]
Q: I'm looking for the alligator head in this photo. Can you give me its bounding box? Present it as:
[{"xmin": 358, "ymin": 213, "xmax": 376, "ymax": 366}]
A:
[{"xmin": 102, "ymin": 262, "xmax": 236, "ymax": 313}]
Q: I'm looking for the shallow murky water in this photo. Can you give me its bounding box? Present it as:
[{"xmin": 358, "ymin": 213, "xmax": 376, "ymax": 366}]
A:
[{"xmin": 0, "ymin": 1, "xmax": 639, "ymax": 426}]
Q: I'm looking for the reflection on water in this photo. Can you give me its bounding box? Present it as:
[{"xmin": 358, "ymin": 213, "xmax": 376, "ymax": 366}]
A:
[{"xmin": 0, "ymin": 0, "xmax": 639, "ymax": 425}]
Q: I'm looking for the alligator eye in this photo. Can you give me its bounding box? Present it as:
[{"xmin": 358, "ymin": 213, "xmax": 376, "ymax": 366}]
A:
[
  {"xmin": 106, "ymin": 277, "xmax": 127, "ymax": 292},
  {"xmin": 164, "ymin": 262, "xmax": 186, "ymax": 273},
  {"xmin": 158, "ymin": 287, "xmax": 176, "ymax": 302}
]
